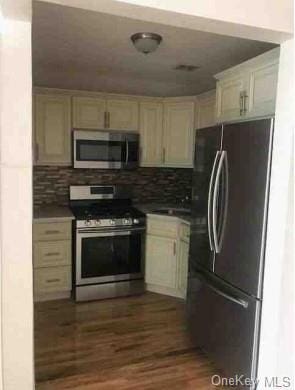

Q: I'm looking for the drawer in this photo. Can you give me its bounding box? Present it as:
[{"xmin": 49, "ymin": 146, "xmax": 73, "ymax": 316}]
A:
[
  {"xmin": 34, "ymin": 266, "xmax": 71, "ymax": 293},
  {"xmin": 33, "ymin": 240, "xmax": 71, "ymax": 268},
  {"xmin": 147, "ymin": 217, "xmax": 178, "ymax": 238},
  {"xmin": 33, "ymin": 221, "xmax": 71, "ymax": 241},
  {"xmin": 179, "ymin": 223, "xmax": 190, "ymax": 243}
]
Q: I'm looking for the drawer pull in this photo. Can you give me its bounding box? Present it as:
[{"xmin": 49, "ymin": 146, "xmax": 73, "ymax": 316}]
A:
[
  {"xmin": 45, "ymin": 230, "xmax": 60, "ymax": 235},
  {"xmin": 46, "ymin": 278, "xmax": 60, "ymax": 283},
  {"xmin": 45, "ymin": 252, "xmax": 60, "ymax": 257}
]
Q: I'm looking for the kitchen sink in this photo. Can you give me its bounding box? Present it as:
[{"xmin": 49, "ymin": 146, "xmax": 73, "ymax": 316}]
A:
[{"xmin": 151, "ymin": 207, "xmax": 191, "ymax": 216}]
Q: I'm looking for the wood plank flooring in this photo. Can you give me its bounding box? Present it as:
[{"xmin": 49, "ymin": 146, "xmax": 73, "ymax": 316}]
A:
[{"xmin": 34, "ymin": 292, "xmax": 220, "ymax": 389}]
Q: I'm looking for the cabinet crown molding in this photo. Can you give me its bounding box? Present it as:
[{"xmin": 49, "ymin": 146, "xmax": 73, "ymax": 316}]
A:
[{"xmin": 214, "ymin": 47, "xmax": 280, "ymax": 80}]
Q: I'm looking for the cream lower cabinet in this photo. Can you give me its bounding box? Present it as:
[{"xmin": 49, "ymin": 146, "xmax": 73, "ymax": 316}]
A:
[
  {"xmin": 33, "ymin": 220, "xmax": 72, "ymax": 301},
  {"xmin": 145, "ymin": 215, "xmax": 190, "ymax": 299},
  {"xmin": 35, "ymin": 94, "xmax": 71, "ymax": 165},
  {"xmin": 215, "ymin": 47, "xmax": 279, "ymax": 123}
]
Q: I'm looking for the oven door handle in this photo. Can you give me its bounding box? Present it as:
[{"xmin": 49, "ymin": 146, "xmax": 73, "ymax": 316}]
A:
[{"xmin": 77, "ymin": 227, "xmax": 146, "ymax": 236}]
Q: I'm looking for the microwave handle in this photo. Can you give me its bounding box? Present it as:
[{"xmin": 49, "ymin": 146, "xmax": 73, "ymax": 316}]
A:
[{"xmin": 125, "ymin": 139, "xmax": 129, "ymax": 164}]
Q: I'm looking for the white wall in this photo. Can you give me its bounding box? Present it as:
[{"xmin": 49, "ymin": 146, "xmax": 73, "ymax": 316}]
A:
[
  {"xmin": 44, "ymin": 0, "xmax": 293, "ymax": 43},
  {"xmin": 0, "ymin": 1, "xmax": 34, "ymax": 389},
  {"xmin": 257, "ymin": 38, "xmax": 294, "ymax": 388}
]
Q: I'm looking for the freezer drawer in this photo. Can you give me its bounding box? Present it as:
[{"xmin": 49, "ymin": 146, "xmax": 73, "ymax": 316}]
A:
[{"xmin": 187, "ymin": 273, "xmax": 261, "ymax": 389}]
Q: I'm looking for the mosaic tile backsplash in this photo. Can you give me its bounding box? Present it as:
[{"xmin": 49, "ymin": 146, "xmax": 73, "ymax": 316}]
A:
[{"xmin": 33, "ymin": 166, "xmax": 193, "ymax": 206}]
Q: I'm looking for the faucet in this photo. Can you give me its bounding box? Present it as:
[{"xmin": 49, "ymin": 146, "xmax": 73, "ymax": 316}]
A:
[{"xmin": 180, "ymin": 195, "xmax": 191, "ymax": 206}]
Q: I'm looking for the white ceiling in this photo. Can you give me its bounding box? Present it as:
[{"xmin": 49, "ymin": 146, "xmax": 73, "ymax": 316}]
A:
[{"xmin": 32, "ymin": 1, "xmax": 276, "ymax": 97}]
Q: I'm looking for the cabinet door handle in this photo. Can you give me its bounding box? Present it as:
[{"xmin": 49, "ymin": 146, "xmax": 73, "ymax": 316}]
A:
[
  {"xmin": 45, "ymin": 230, "xmax": 60, "ymax": 235},
  {"xmin": 46, "ymin": 278, "xmax": 60, "ymax": 283},
  {"xmin": 35, "ymin": 143, "xmax": 39, "ymax": 162},
  {"xmin": 162, "ymin": 148, "xmax": 166, "ymax": 163},
  {"xmin": 239, "ymin": 92, "xmax": 244, "ymax": 116},
  {"xmin": 45, "ymin": 252, "xmax": 60, "ymax": 257},
  {"xmin": 104, "ymin": 111, "xmax": 107, "ymax": 128},
  {"xmin": 243, "ymin": 92, "xmax": 248, "ymax": 114},
  {"xmin": 139, "ymin": 147, "xmax": 142, "ymax": 163},
  {"xmin": 107, "ymin": 111, "xmax": 110, "ymax": 128},
  {"xmin": 173, "ymin": 241, "xmax": 176, "ymax": 255}
]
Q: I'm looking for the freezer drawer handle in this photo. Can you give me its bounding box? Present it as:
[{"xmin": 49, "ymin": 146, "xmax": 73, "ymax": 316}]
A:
[
  {"xmin": 208, "ymin": 151, "xmax": 220, "ymax": 251},
  {"xmin": 208, "ymin": 282, "xmax": 249, "ymax": 309}
]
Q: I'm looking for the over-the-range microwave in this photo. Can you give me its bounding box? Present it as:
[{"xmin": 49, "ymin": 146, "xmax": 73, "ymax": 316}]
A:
[{"xmin": 73, "ymin": 130, "xmax": 139, "ymax": 169}]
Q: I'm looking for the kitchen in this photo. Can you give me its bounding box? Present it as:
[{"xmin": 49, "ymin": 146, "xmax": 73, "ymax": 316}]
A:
[{"xmin": 32, "ymin": 1, "xmax": 280, "ymax": 389}]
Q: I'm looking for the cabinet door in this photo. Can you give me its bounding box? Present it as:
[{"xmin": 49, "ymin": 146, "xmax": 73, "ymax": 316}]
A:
[
  {"xmin": 163, "ymin": 101, "xmax": 195, "ymax": 167},
  {"xmin": 196, "ymin": 92, "xmax": 216, "ymax": 129},
  {"xmin": 216, "ymin": 76, "xmax": 247, "ymax": 122},
  {"xmin": 139, "ymin": 102, "xmax": 163, "ymax": 166},
  {"xmin": 177, "ymin": 239, "xmax": 189, "ymax": 294},
  {"xmin": 107, "ymin": 99, "xmax": 139, "ymax": 131},
  {"xmin": 145, "ymin": 234, "xmax": 177, "ymax": 289},
  {"xmin": 35, "ymin": 94, "xmax": 71, "ymax": 165},
  {"xmin": 72, "ymin": 96, "xmax": 106, "ymax": 129},
  {"xmin": 246, "ymin": 62, "xmax": 278, "ymax": 118}
]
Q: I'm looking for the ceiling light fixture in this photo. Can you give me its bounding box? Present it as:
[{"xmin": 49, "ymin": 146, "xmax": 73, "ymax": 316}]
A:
[{"xmin": 131, "ymin": 32, "xmax": 162, "ymax": 54}]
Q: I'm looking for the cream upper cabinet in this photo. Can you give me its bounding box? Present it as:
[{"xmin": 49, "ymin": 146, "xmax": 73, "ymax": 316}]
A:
[
  {"xmin": 215, "ymin": 48, "xmax": 279, "ymax": 123},
  {"xmin": 107, "ymin": 99, "xmax": 139, "ymax": 131},
  {"xmin": 145, "ymin": 234, "xmax": 177, "ymax": 289},
  {"xmin": 216, "ymin": 75, "xmax": 248, "ymax": 122},
  {"xmin": 72, "ymin": 96, "xmax": 106, "ymax": 129},
  {"xmin": 139, "ymin": 102, "xmax": 163, "ymax": 166},
  {"xmin": 246, "ymin": 62, "xmax": 279, "ymax": 118},
  {"xmin": 163, "ymin": 101, "xmax": 195, "ymax": 168},
  {"xmin": 195, "ymin": 90, "xmax": 216, "ymax": 129},
  {"xmin": 35, "ymin": 94, "xmax": 71, "ymax": 165}
]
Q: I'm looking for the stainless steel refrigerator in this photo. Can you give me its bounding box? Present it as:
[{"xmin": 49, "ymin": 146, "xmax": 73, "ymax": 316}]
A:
[{"xmin": 187, "ymin": 118, "xmax": 274, "ymax": 388}]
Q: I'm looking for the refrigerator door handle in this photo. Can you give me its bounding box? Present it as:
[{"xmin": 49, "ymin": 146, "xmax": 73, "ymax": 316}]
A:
[
  {"xmin": 208, "ymin": 151, "xmax": 221, "ymax": 251},
  {"xmin": 199, "ymin": 273, "xmax": 249, "ymax": 309},
  {"xmin": 208, "ymin": 283, "xmax": 249, "ymax": 309},
  {"xmin": 212, "ymin": 150, "xmax": 228, "ymax": 253},
  {"xmin": 218, "ymin": 151, "xmax": 229, "ymax": 252}
]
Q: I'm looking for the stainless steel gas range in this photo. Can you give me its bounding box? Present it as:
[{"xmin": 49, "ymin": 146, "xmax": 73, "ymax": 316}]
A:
[{"xmin": 70, "ymin": 185, "xmax": 146, "ymax": 301}]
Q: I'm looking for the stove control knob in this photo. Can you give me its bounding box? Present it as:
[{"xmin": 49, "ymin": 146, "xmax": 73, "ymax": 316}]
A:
[
  {"xmin": 110, "ymin": 219, "xmax": 116, "ymax": 226},
  {"xmin": 85, "ymin": 220, "xmax": 91, "ymax": 227},
  {"xmin": 123, "ymin": 218, "xmax": 130, "ymax": 225},
  {"xmin": 133, "ymin": 218, "xmax": 140, "ymax": 224},
  {"xmin": 95, "ymin": 220, "xmax": 101, "ymax": 226}
]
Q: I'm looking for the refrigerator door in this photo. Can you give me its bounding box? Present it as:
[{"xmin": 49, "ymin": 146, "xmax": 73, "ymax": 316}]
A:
[
  {"xmin": 190, "ymin": 125, "xmax": 222, "ymax": 273},
  {"xmin": 214, "ymin": 118, "xmax": 273, "ymax": 298},
  {"xmin": 187, "ymin": 271, "xmax": 260, "ymax": 389}
]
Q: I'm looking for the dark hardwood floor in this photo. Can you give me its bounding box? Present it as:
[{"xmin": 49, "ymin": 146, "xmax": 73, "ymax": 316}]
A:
[{"xmin": 34, "ymin": 292, "xmax": 220, "ymax": 389}]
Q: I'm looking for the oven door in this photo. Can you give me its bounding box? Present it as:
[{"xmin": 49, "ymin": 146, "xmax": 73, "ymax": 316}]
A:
[{"xmin": 76, "ymin": 227, "xmax": 145, "ymax": 285}]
